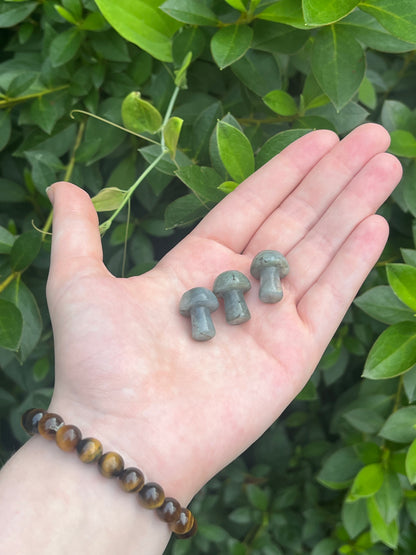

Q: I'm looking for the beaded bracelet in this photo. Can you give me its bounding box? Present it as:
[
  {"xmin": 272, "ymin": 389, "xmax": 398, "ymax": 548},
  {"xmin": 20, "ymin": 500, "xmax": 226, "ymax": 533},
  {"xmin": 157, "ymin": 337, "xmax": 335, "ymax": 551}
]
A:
[{"xmin": 21, "ymin": 408, "xmax": 197, "ymax": 540}]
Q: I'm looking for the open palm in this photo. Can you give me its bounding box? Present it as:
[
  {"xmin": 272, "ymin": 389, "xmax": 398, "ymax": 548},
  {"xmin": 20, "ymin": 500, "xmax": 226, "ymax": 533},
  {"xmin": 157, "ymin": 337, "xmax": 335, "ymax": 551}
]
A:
[{"xmin": 46, "ymin": 124, "xmax": 402, "ymax": 505}]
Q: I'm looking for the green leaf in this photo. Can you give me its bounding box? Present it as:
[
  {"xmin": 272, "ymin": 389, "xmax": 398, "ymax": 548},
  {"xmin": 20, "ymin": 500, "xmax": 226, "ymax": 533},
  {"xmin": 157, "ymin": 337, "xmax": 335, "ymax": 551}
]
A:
[
  {"xmin": 387, "ymin": 263, "xmax": 416, "ymax": 311},
  {"xmin": 231, "ymin": 49, "xmax": 281, "ymax": 96},
  {"xmin": 163, "ymin": 117, "xmax": 183, "ymax": 159},
  {"xmin": 216, "ymin": 121, "xmax": 254, "ymax": 183},
  {"xmin": 79, "ymin": 12, "xmax": 108, "ymax": 31},
  {"xmin": 95, "ymin": 0, "xmax": 181, "ymax": 62},
  {"xmin": 252, "ymin": 20, "xmax": 309, "ymax": 54},
  {"xmin": 339, "ymin": 10, "xmax": 416, "ymax": 52},
  {"xmin": 406, "ymin": 438, "xmax": 416, "ymax": 484},
  {"xmin": 225, "ymin": 0, "xmax": 248, "ymax": 11},
  {"xmin": 363, "ymin": 322, "xmax": 416, "ymax": 380},
  {"xmin": 218, "ymin": 181, "xmax": 239, "ymax": 193},
  {"xmin": 389, "ymin": 130, "xmax": 416, "ymax": 157},
  {"xmin": 354, "ymin": 285, "xmax": 416, "ymax": 325},
  {"xmin": 311, "ymin": 538, "xmax": 340, "ymax": 555},
  {"xmin": 90, "ymin": 31, "xmax": 131, "ymax": 62},
  {"xmin": 54, "ymin": 4, "xmax": 79, "ymax": 24},
  {"xmin": 0, "ymin": 2, "xmax": 37, "ymax": 28},
  {"xmin": 263, "ymin": 90, "xmax": 298, "ymax": 116},
  {"xmin": 211, "ymin": 25, "xmax": 253, "ymax": 70},
  {"xmin": 175, "ymin": 165, "xmax": 226, "ymax": 203},
  {"xmin": 303, "ymin": 0, "xmax": 359, "ymax": 25},
  {"xmin": 343, "ymin": 408, "xmax": 385, "ymax": 434},
  {"xmin": 0, "ymin": 299, "xmax": 22, "ymax": 351},
  {"xmin": 381, "ymin": 100, "xmax": 416, "ymax": 133},
  {"xmin": 402, "ymin": 248, "xmax": 416, "ymax": 267},
  {"xmin": 379, "ymin": 406, "xmax": 416, "ymax": 443},
  {"xmin": 358, "ymin": 76, "xmax": 377, "ymax": 110},
  {"xmin": 140, "ymin": 144, "xmax": 192, "ymax": 176},
  {"xmin": 0, "ymin": 225, "xmax": 16, "ymax": 254},
  {"xmin": 317, "ymin": 446, "xmax": 362, "ymax": 490},
  {"xmin": 174, "ymin": 51, "xmax": 192, "ymax": 88},
  {"xmin": 33, "ymin": 357, "xmax": 50, "ymax": 382},
  {"xmin": 256, "ymin": 0, "xmax": 305, "ymax": 28},
  {"xmin": 49, "ymin": 28, "xmax": 83, "ymax": 67},
  {"xmin": 342, "ymin": 498, "xmax": 369, "ymax": 539},
  {"xmin": 91, "ymin": 187, "xmax": 127, "ymax": 212},
  {"xmin": 160, "ymin": 0, "xmax": 218, "ymax": 25},
  {"xmin": 373, "ymin": 471, "xmax": 402, "ymax": 524},
  {"xmin": 256, "ymin": 129, "xmax": 312, "ymax": 168},
  {"xmin": 312, "ymin": 25, "xmax": 365, "ymax": 111},
  {"xmin": 10, "ymin": 230, "xmax": 42, "ymax": 272},
  {"xmin": 165, "ymin": 193, "xmax": 209, "ymax": 229},
  {"xmin": 121, "ymin": 91, "xmax": 163, "ymax": 134},
  {"xmin": 0, "ymin": 110, "xmax": 11, "ymax": 151},
  {"xmin": 246, "ymin": 483, "xmax": 269, "ymax": 511},
  {"xmin": 367, "ymin": 497, "xmax": 399, "ymax": 549},
  {"xmin": 199, "ymin": 524, "xmax": 229, "ymax": 542},
  {"xmin": 347, "ymin": 463, "xmax": 384, "ymax": 502},
  {"xmin": 359, "ymin": 0, "xmax": 416, "ymax": 44}
]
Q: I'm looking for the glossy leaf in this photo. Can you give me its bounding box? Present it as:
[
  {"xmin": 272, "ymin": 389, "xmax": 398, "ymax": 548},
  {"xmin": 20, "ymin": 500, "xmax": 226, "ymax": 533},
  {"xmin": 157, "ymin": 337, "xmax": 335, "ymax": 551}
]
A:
[
  {"xmin": 160, "ymin": 0, "xmax": 218, "ymax": 26},
  {"xmin": 379, "ymin": 406, "xmax": 416, "ymax": 443},
  {"xmin": 216, "ymin": 121, "xmax": 254, "ymax": 183},
  {"xmin": 406, "ymin": 438, "xmax": 416, "ymax": 484},
  {"xmin": 211, "ymin": 25, "xmax": 253, "ymax": 69},
  {"xmin": 218, "ymin": 181, "xmax": 239, "ymax": 193},
  {"xmin": 95, "ymin": 0, "xmax": 181, "ymax": 62},
  {"xmin": 91, "ymin": 187, "xmax": 127, "ymax": 212},
  {"xmin": 354, "ymin": 285, "xmax": 416, "ymax": 324},
  {"xmin": 367, "ymin": 497, "xmax": 399, "ymax": 549},
  {"xmin": 363, "ymin": 322, "xmax": 416, "ymax": 380},
  {"xmin": 225, "ymin": 0, "xmax": 248, "ymax": 11},
  {"xmin": 373, "ymin": 471, "xmax": 402, "ymax": 524},
  {"xmin": 121, "ymin": 91, "xmax": 163, "ymax": 134},
  {"xmin": 0, "ymin": 299, "xmax": 22, "ymax": 351},
  {"xmin": 317, "ymin": 446, "xmax": 362, "ymax": 490},
  {"xmin": 256, "ymin": 0, "xmax": 305, "ymax": 29},
  {"xmin": 0, "ymin": 2, "xmax": 37, "ymax": 28},
  {"xmin": 312, "ymin": 26, "xmax": 365, "ymax": 110},
  {"xmin": 359, "ymin": 0, "xmax": 416, "ymax": 44},
  {"xmin": 0, "ymin": 225, "xmax": 16, "ymax": 254},
  {"xmin": 49, "ymin": 28, "xmax": 83, "ymax": 67},
  {"xmin": 347, "ymin": 463, "xmax": 384, "ymax": 502},
  {"xmin": 342, "ymin": 498, "xmax": 368, "ymax": 539},
  {"xmin": 263, "ymin": 89, "xmax": 298, "ymax": 116},
  {"xmin": 175, "ymin": 165, "xmax": 226, "ymax": 203},
  {"xmin": 387, "ymin": 263, "xmax": 416, "ymax": 311},
  {"xmin": 231, "ymin": 49, "xmax": 281, "ymax": 96},
  {"xmin": 389, "ymin": 130, "xmax": 416, "ymax": 157},
  {"xmin": 256, "ymin": 129, "xmax": 311, "ymax": 168},
  {"xmin": 303, "ymin": 0, "xmax": 359, "ymax": 25},
  {"xmin": 165, "ymin": 194, "xmax": 209, "ymax": 229}
]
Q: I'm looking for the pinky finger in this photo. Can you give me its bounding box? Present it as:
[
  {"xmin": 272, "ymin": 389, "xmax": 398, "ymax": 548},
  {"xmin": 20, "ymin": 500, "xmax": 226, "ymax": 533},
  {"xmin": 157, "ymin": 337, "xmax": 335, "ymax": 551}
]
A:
[{"xmin": 297, "ymin": 214, "xmax": 389, "ymax": 346}]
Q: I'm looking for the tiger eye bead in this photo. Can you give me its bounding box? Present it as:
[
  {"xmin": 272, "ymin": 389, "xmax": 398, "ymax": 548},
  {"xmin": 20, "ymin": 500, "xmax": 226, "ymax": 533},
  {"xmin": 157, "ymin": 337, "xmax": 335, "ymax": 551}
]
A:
[
  {"xmin": 98, "ymin": 452, "xmax": 124, "ymax": 478},
  {"xmin": 76, "ymin": 437, "xmax": 103, "ymax": 463},
  {"xmin": 138, "ymin": 482, "xmax": 165, "ymax": 509},
  {"xmin": 21, "ymin": 408, "xmax": 45, "ymax": 435},
  {"xmin": 56, "ymin": 424, "xmax": 82, "ymax": 452},
  {"xmin": 118, "ymin": 467, "xmax": 145, "ymax": 493},
  {"xmin": 170, "ymin": 508, "xmax": 197, "ymax": 537},
  {"xmin": 38, "ymin": 412, "xmax": 64, "ymax": 440},
  {"xmin": 156, "ymin": 497, "xmax": 181, "ymax": 523}
]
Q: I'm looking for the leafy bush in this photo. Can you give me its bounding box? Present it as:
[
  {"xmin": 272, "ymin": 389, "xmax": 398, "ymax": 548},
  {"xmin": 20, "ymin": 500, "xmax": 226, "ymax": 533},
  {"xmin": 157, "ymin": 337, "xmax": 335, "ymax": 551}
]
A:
[{"xmin": 1, "ymin": 0, "xmax": 416, "ymax": 553}]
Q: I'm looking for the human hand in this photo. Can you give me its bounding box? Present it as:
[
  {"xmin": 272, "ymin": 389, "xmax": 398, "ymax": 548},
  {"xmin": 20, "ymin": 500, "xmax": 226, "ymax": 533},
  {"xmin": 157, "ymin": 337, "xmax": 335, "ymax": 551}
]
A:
[{"xmin": 45, "ymin": 123, "xmax": 402, "ymax": 504}]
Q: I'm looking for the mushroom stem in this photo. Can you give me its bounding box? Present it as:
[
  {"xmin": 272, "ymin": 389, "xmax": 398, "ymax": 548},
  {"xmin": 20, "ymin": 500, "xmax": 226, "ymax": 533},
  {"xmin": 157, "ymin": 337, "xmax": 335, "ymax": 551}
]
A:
[
  {"xmin": 223, "ymin": 290, "xmax": 251, "ymax": 325},
  {"xmin": 190, "ymin": 306, "xmax": 216, "ymax": 341},
  {"xmin": 259, "ymin": 266, "xmax": 283, "ymax": 303}
]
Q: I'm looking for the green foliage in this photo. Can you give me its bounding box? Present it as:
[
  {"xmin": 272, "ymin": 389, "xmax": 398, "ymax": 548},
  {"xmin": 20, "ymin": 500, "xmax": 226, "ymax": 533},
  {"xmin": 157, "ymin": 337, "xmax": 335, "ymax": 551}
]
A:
[{"xmin": 1, "ymin": 0, "xmax": 416, "ymax": 553}]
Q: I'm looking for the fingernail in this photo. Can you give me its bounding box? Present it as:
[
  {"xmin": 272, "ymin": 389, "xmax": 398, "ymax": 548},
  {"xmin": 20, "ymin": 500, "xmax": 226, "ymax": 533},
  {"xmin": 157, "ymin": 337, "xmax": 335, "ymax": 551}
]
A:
[{"xmin": 45, "ymin": 186, "xmax": 54, "ymax": 204}]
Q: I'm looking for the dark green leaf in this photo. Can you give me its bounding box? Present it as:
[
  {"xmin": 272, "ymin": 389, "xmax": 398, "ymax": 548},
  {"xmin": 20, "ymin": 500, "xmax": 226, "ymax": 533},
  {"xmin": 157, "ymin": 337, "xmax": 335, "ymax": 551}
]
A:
[
  {"xmin": 211, "ymin": 25, "xmax": 253, "ymax": 69},
  {"xmin": 402, "ymin": 248, "xmax": 416, "ymax": 267},
  {"xmin": 342, "ymin": 498, "xmax": 368, "ymax": 539},
  {"xmin": 10, "ymin": 230, "xmax": 42, "ymax": 272},
  {"xmin": 256, "ymin": 129, "xmax": 312, "ymax": 168},
  {"xmin": 139, "ymin": 144, "xmax": 192, "ymax": 175},
  {"xmin": 172, "ymin": 26, "xmax": 206, "ymax": 66},
  {"xmin": 303, "ymin": 0, "xmax": 359, "ymax": 25},
  {"xmin": 95, "ymin": 0, "xmax": 181, "ymax": 62},
  {"xmin": 0, "ymin": 110, "xmax": 11, "ymax": 151},
  {"xmin": 363, "ymin": 322, "xmax": 416, "ymax": 379},
  {"xmin": 379, "ymin": 406, "xmax": 416, "ymax": 443},
  {"xmin": 0, "ymin": 299, "xmax": 22, "ymax": 351},
  {"xmin": 231, "ymin": 49, "xmax": 281, "ymax": 96},
  {"xmin": 256, "ymin": 0, "xmax": 305, "ymax": 28},
  {"xmin": 359, "ymin": 0, "xmax": 416, "ymax": 44},
  {"xmin": 198, "ymin": 524, "xmax": 229, "ymax": 542},
  {"xmin": 90, "ymin": 31, "xmax": 131, "ymax": 62},
  {"xmin": 317, "ymin": 446, "xmax": 362, "ymax": 490},
  {"xmin": 343, "ymin": 408, "xmax": 385, "ymax": 434},
  {"xmin": 175, "ymin": 165, "xmax": 226, "ymax": 203},
  {"xmin": 354, "ymin": 285, "xmax": 416, "ymax": 324},
  {"xmin": 387, "ymin": 263, "xmax": 416, "ymax": 311},
  {"xmin": 252, "ymin": 20, "xmax": 308, "ymax": 54},
  {"xmin": 0, "ymin": 225, "xmax": 16, "ymax": 254},
  {"xmin": 246, "ymin": 483, "xmax": 269, "ymax": 511},
  {"xmin": 49, "ymin": 28, "xmax": 83, "ymax": 67},
  {"xmin": 373, "ymin": 471, "xmax": 402, "ymax": 523},
  {"xmin": 160, "ymin": 0, "xmax": 218, "ymax": 25},
  {"xmin": 312, "ymin": 25, "xmax": 365, "ymax": 110},
  {"xmin": 0, "ymin": 2, "xmax": 37, "ymax": 28},
  {"xmin": 165, "ymin": 194, "xmax": 209, "ymax": 229},
  {"xmin": 381, "ymin": 100, "xmax": 416, "ymax": 133}
]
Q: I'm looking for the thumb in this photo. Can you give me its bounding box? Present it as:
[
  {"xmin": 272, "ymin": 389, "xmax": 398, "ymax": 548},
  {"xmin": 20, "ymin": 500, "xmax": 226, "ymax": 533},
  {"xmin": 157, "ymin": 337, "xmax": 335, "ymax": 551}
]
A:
[{"xmin": 47, "ymin": 181, "xmax": 107, "ymax": 289}]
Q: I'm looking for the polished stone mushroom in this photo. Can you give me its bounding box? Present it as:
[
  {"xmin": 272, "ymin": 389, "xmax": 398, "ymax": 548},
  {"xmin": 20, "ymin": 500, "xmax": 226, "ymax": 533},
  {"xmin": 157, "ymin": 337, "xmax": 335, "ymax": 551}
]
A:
[
  {"xmin": 179, "ymin": 287, "xmax": 219, "ymax": 341},
  {"xmin": 213, "ymin": 270, "xmax": 251, "ymax": 325},
  {"xmin": 250, "ymin": 250, "xmax": 289, "ymax": 303}
]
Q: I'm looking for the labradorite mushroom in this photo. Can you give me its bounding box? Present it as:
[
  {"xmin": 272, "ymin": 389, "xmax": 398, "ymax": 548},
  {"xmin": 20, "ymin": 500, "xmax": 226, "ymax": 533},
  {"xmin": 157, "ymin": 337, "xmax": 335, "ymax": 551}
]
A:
[
  {"xmin": 250, "ymin": 250, "xmax": 289, "ymax": 303},
  {"xmin": 179, "ymin": 287, "xmax": 219, "ymax": 341},
  {"xmin": 213, "ymin": 270, "xmax": 251, "ymax": 325}
]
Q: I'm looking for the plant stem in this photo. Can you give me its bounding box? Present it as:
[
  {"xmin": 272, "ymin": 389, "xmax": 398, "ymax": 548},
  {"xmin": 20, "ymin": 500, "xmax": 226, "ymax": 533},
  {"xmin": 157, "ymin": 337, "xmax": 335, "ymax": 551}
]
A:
[
  {"xmin": 0, "ymin": 85, "xmax": 69, "ymax": 109},
  {"xmin": 161, "ymin": 86, "xmax": 180, "ymax": 150},
  {"xmin": 0, "ymin": 272, "xmax": 19, "ymax": 294}
]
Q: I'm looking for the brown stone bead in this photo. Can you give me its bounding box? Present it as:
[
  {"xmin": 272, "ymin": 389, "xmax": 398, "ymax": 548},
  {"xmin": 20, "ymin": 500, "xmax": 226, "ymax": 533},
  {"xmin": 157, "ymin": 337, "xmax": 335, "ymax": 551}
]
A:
[
  {"xmin": 76, "ymin": 437, "xmax": 103, "ymax": 463},
  {"xmin": 38, "ymin": 412, "xmax": 64, "ymax": 440},
  {"xmin": 170, "ymin": 508, "xmax": 196, "ymax": 537},
  {"xmin": 118, "ymin": 467, "xmax": 145, "ymax": 493},
  {"xmin": 174, "ymin": 517, "xmax": 198, "ymax": 539},
  {"xmin": 56, "ymin": 424, "xmax": 82, "ymax": 452},
  {"xmin": 156, "ymin": 497, "xmax": 181, "ymax": 523},
  {"xmin": 138, "ymin": 482, "xmax": 165, "ymax": 509},
  {"xmin": 21, "ymin": 408, "xmax": 45, "ymax": 435},
  {"xmin": 98, "ymin": 452, "xmax": 124, "ymax": 478}
]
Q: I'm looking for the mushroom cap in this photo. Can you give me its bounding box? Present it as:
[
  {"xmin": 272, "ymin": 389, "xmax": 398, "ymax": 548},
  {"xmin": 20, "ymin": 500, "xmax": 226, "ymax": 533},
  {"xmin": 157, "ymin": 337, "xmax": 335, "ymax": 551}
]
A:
[
  {"xmin": 213, "ymin": 270, "xmax": 251, "ymax": 297},
  {"xmin": 179, "ymin": 287, "xmax": 219, "ymax": 315},
  {"xmin": 250, "ymin": 250, "xmax": 289, "ymax": 279}
]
